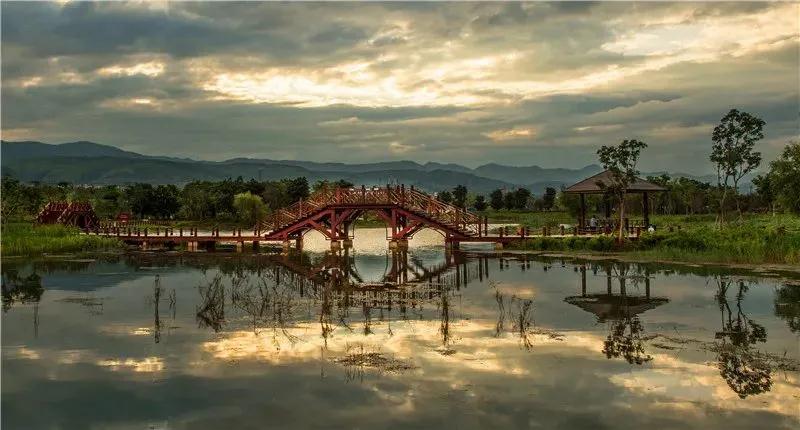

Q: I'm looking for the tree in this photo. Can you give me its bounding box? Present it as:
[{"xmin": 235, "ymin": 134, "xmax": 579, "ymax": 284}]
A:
[
  {"xmin": 541, "ymin": 187, "xmax": 556, "ymax": 211},
  {"xmin": 711, "ymin": 109, "xmax": 764, "ymax": 221},
  {"xmin": 766, "ymin": 142, "xmax": 800, "ymax": 214},
  {"xmin": 751, "ymin": 174, "xmax": 775, "ymax": 214},
  {"xmin": 125, "ymin": 183, "xmax": 155, "ymax": 218},
  {"xmin": 473, "ymin": 195, "xmax": 487, "ymax": 211},
  {"xmin": 452, "ymin": 185, "xmax": 468, "ymax": 208},
  {"xmin": 597, "ymin": 139, "xmax": 648, "ymax": 241},
  {"xmin": 438, "ymin": 190, "xmax": 453, "ymax": 204},
  {"xmin": 489, "ymin": 189, "xmax": 504, "ymax": 210},
  {"xmin": 233, "ymin": 192, "xmax": 269, "ymax": 225},
  {"xmin": 286, "ymin": 177, "xmax": 309, "ymax": 202},
  {"xmin": 1, "ymin": 176, "xmax": 25, "ymax": 222},
  {"xmin": 513, "ymin": 188, "xmax": 531, "ymax": 210},
  {"xmin": 503, "ymin": 192, "xmax": 515, "ymax": 210},
  {"xmin": 152, "ymin": 185, "xmax": 180, "ymax": 219}
]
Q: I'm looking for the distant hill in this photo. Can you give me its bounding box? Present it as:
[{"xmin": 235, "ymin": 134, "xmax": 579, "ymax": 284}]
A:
[{"xmin": 0, "ymin": 140, "xmax": 722, "ymax": 193}]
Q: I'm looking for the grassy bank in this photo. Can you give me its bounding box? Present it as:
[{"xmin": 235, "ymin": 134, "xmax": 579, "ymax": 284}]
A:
[
  {"xmin": 505, "ymin": 214, "xmax": 800, "ymax": 265},
  {"xmin": 1, "ymin": 223, "xmax": 122, "ymax": 256}
]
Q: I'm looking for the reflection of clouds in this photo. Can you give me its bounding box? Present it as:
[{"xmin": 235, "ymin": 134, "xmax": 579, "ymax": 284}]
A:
[
  {"xmin": 5, "ymin": 346, "xmax": 41, "ymax": 360},
  {"xmin": 97, "ymin": 357, "xmax": 165, "ymax": 373},
  {"xmin": 610, "ymin": 352, "xmax": 800, "ymax": 417}
]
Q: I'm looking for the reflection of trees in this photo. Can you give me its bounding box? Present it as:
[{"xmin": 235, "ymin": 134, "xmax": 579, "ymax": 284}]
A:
[
  {"xmin": 774, "ymin": 283, "xmax": 800, "ymax": 334},
  {"xmin": 564, "ymin": 263, "xmax": 667, "ymax": 365},
  {"xmin": 602, "ymin": 316, "xmax": 651, "ymax": 365},
  {"xmin": 601, "ymin": 265, "xmax": 653, "ymax": 365},
  {"xmin": 196, "ymin": 275, "xmax": 226, "ymax": 332},
  {"xmin": 491, "ymin": 283, "xmax": 536, "ymax": 350},
  {"xmin": 2, "ymin": 269, "xmax": 44, "ymax": 312},
  {"xmin": 714, "ymin": 277, "xmax": 771, "ymax": 398}
]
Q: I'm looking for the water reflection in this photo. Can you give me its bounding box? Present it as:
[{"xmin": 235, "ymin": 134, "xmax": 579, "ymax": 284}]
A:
[
  {"xmin": 2, "ymin": 247, "xmax": 799, "ymax": 429},
  {"xmin": 713, "ymin": 277, "xmax": 771, "ymax": 398}
]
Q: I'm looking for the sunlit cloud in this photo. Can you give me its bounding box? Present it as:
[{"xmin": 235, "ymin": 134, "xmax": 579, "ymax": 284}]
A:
[
  {"xmin": 97, "ymin": 61, "xmax": 165, "ymax": 78},
  {"xmin": 484, "ymin": 127, "xmax": 538, "ymax": 143}
]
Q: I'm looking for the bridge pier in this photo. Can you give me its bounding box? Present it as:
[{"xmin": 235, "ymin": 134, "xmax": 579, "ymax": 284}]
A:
[
  {"xmin": 342, "ymin": 239, "xmax": 353, "ymax": 249},
  {"xmin": 330, "ymin": 240, "xmax": 341, "ymax": 252},
  {"xmin": 282, "ymin": 240, "xmax": 291, "ymax": 254},
  {"xmin": 388, "ymin": 239, "xmax": 408, "ymax": 250},
  {"xmin": 494, "ymin": 242, "xmax": 504, "ymax": 250},
  {"xmin": 235, "ymin": 241, "xmax": 243, "ymax": 253}
]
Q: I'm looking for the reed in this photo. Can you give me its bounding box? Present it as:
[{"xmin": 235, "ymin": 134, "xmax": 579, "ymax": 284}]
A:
[{"xmin": 1, "ymin": 223, "xmax": 122, "ymax": 256}]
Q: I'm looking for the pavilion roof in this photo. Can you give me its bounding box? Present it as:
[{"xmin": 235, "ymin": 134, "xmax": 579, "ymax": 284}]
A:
[{"xmin": 564, "ymin": 169, "xmax": 667, "ymax": 194}]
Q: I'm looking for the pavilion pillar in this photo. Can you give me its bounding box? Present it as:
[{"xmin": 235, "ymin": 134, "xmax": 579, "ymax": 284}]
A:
[
  {"xmin": 642, "ymin": 192, "xmax": 650, "ymax": 227},
  {"xmin": 579, "ymin": 194, "xmax": 586, "ymax": 232}
]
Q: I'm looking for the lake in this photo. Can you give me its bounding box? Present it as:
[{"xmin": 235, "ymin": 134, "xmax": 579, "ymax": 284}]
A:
[{"xmin": 3, "ymin": 228, "xmax": 799, "ymax": 429}]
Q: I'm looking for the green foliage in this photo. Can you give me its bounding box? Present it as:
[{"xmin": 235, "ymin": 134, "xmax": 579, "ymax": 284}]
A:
[
  {"xmin": 438, "ymin": 190, "xmax": 453, "ymax": 204},
  {"xmin": 766, "ymin": 142, "xmax": 800, "ymax": 214},
  {"xmin": 286, "ymin": 177, "xmax": 309, "ymax": 202},
  {"xmin": 506, "ymin": 214, "xmax": 800, "ymax": 265},
  {"xmin": 503, "ymin": 192, "xmax": 515, "ymax": 210},
  {"xmin": 489, "ymin": 189, "xmax": 504, "ymax": 210},
  {"xmin": 597, "ymin": 139, "xmax": 647, "ymax": 239},
  {"xmin": 1, "ymin": 223, "xmax": 121, "ymax": 256},
  {"xmin": 452, "ymin": 185, "xmax": 468, "ymax": 208},
  {"xmin": 711, "ymin": 109, "xmax": 765, "ymax": 218},
  {"xmin": 473, "ymin": 195, "xmax": 487, "ymax": 211},
  {"xmin": 232, "ymin": 192, "xmax": 268, "ymax": 225},
  {"xmin": 541, "ymin": 187, "xmax": 556, "ymax": 211}
]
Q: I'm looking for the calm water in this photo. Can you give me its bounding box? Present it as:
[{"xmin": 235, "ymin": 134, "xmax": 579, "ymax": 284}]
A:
[{"xmin": 3, "ymin": 228, "xmax": 799, "ymax": 429}]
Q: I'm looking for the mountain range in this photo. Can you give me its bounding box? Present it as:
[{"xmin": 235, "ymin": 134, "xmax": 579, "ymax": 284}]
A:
[{"xmin": 1, "ymin": 140, "xmax": 718, "ymax": 193}]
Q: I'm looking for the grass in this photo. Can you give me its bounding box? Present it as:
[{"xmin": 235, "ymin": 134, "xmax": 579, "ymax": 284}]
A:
[
  {"xmin": 504, "ymin": 214, "xmax": 800, "ymax": 265},
  {"xmin": 1, "ymin": 222, "xmax": 122, "ymax": 256}
]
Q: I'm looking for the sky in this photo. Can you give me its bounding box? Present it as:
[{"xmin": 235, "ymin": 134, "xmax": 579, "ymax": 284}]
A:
[{"xmin": 2, "ymin": 1, "xmax": 798, "ymax": 174}]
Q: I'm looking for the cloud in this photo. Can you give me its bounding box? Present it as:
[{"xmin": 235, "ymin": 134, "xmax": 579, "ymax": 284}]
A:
[{"xmin": 1, "ymin": 1, "xmax": 798, "ymax": 173}]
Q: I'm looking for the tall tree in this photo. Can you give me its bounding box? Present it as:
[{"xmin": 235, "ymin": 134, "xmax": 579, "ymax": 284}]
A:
[
  {"xmin": 711, "ymin": 109, "xmax": 764, "ymax": 221},
  {"xmin": 438, "ymin": 190, "xmax": 453, "ymax": 204},
  {"xmin": 489, "ymin": 189, "xmax": 504, "ymax": 210},
  {"xmin": 452, "ymin": 185, "xmax": 468, "ymax": 208},
  {"xmin": 597, "ymin": 139, "xmax": 648, "ymax": 241}
]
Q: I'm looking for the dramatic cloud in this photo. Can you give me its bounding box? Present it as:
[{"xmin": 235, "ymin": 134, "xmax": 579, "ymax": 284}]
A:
[{"xmin": 2, "ymin": 1, "xmax": 798, "ymax": 173}]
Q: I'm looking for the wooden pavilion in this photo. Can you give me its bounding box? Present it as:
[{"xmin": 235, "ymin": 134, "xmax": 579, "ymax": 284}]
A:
[{"xmin": 564, "ymin": 170, "xmax": 666, "ymax": 232}]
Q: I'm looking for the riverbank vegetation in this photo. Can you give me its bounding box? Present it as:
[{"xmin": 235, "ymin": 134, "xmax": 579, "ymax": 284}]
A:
[
  {"xmin": 1, "ymin": 223, "xmax": 121, "ymax": 256},
  {"xmin": 505, "ymin": 214, "xmax": 800, "ymax": 265}
]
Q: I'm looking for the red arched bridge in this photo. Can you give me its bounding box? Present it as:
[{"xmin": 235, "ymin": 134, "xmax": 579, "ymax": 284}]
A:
[
  {"xmin": 257, "ymin": 185, "xmax": 487, "ymax": 250},
  {"xmin": 87, "ymin": 185, "xmax": 597, "ymax": 251}
]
